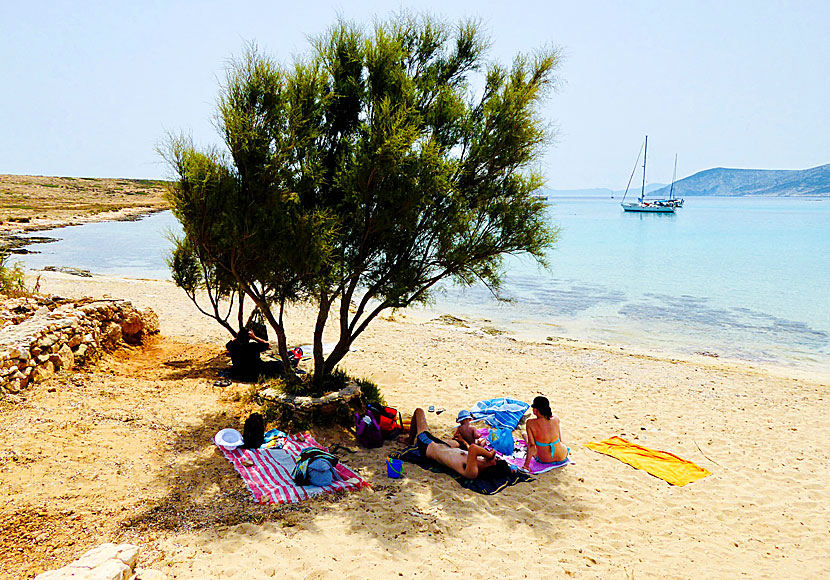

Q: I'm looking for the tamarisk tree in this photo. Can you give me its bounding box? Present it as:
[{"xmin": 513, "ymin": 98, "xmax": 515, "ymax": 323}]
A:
[{"xmin": 164, "ymin": 14, "xmax": 560, "ymax": 392}]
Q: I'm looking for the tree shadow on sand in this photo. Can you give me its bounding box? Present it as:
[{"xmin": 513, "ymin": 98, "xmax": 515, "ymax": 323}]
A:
[
  {"xmin": 117, "ymin": 405, "xmax": 593, "ymax": 552},
  {"xmin": 158, "ymin": 352, "xmax": 230, "ymax": 382}
]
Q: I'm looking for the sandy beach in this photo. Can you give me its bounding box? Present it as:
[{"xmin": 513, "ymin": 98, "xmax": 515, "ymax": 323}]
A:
[{"xmin": 2, "ymin": 270, "xmax": 828, "ymax": 579}]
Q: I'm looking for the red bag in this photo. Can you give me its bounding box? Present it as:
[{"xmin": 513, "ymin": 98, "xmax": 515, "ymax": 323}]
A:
[{"xmin": 368, "ymin": 403, "xmax": 403, "ymax": 439}]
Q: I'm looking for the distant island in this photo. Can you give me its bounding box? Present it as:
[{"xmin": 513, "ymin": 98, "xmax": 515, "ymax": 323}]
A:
[
  {"xmin": 547, "ymin": 164, "xmax": 830, "ymax": 198},
  {"xmin": 650, "ymin": 163, "xmax": 830, "ymax": 197}
]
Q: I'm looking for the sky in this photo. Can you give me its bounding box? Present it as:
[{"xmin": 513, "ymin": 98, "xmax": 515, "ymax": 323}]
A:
[{"xmin": 1, "ymin": 1, "xmax": 828, "ymax": 190}]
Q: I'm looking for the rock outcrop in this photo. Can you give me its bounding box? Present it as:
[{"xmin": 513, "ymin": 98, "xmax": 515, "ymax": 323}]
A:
[{"xmin": 34, "ymin": 542, "xmax": 166, "ymax": 580}]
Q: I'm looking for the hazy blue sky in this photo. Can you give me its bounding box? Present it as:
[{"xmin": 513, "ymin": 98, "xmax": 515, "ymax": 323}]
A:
[{"xmin": 1, "ymin": 1, "xmax": 827, "ymax": 189}]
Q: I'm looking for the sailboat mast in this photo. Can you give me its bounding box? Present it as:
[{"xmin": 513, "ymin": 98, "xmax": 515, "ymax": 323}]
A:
[
  {"xmin": 641, "ymin": 135, "xmax": 648, "ymax": 200},
  {"xmin": 669, "ymin": 153, "xmax": 677, "ymax": 199}
]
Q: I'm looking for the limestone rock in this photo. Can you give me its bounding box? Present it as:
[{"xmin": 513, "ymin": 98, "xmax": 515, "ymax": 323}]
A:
[
  {"xmin": 119, "ymin": 310, "xmax": 143, "ymax": 337},
  {"xmin": 74, "ymin": 344, "xmax": 88, "ymax": 360},
  {"xmin": 49, "ymin": 344, "xmax": 74, "ymax": 371},
  {"xmin": 140, "ymin": 308, "xmax": 159, "ymax": 335},
  {"xmin": 34, "ymin": 543, "xmax": 140, "ymax": 580},
  {"xmin": 101, "ymin": 322, "xmax": 122, "ymax": 350},
  {"xmin": 37, "ymin": 334, "xmax": 57, "ymax": 349},
  {"xmin": 31, "ymin": 361, "xmax": 54, "ymax": 383},
  {"xmin": 80, "ymin": 558, "xmax": 130, "ymax": 579}
]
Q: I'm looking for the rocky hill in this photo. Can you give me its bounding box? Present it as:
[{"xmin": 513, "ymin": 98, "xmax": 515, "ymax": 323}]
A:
[{"xmin": 650, "ymin": 164, "xmax": 830, "ymax": 197}]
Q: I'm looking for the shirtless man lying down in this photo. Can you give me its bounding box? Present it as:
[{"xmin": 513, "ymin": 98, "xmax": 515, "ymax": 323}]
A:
[{"xmin": 401, "ymin": 408, "xmax": 509, "ymax": 479}]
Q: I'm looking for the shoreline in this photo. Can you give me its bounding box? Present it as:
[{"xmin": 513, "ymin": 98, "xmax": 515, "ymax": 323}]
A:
[
  {"xmin": 28, "ymin": 268, "xmax": 829, "ymax": 384},
  {"xmin": 400, "ymin": 302, "xmax": 830, "ymax": 384},
  {"xmin": 1, "ymin": 206, "xmax": 169, "ymax": 254}
]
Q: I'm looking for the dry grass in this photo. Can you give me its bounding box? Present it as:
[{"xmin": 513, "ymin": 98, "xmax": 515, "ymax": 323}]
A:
[{"xmin": 0, "ymin": 174, "xmax": 169, "ymax": 226}]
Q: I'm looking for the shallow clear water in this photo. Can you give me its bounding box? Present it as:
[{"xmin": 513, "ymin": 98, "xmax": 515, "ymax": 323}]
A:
[
  {"xmin": 424, "ymin": 196, "xmax": 830, "ymax": 373},
  {"xmin": 19, "ymin": 211, "xmax": 181, "ymax": 280},
  {"xmin": 16, "ymin": 197, "xmax": 830, "ymax": 373}
]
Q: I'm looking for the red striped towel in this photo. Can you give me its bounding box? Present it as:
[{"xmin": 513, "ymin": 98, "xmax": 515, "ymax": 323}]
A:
[{"xmin": 218, "ymin": 432, "xmax": 370, "ymax": 504}]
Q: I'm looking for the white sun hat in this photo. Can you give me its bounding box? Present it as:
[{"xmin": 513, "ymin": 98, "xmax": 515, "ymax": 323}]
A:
[{"xmin": 214, "ymin": 428, "xmax": 244, "ymax": 449}]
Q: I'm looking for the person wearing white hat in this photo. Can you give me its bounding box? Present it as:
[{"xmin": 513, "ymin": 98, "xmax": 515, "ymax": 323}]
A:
[{"xmin": 452, "ymin": 409, "xmax": 488, "ymax": 450}]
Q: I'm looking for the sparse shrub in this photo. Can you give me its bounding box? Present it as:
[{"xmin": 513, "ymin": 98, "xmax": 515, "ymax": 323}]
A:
[
  {"xmin": 0, "ymin": 251, "xmax": 27, "ymax": 296},
  {"xmin": 356, "ymin": 377, "xmax": 385, "ymax": 407}
]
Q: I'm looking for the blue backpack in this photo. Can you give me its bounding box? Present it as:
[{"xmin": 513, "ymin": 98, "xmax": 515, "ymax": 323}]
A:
[{"xmin": 292, "ymin": 448, "xmax": 339, "ymax": 486}]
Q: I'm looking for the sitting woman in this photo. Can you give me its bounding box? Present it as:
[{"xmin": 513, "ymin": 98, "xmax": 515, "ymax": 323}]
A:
[
  {"xmin": 225, "ymin": 328, "xmax": 283, "ymax": 382},
  {"xmin": 523, "ymin": 395, "xmax": 569, "ymax": 469}
]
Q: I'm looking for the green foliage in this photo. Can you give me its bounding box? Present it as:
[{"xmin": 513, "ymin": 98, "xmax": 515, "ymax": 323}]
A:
[
  {"xmin": 257, "ymin": 368, "xmax": 385, "ymax": 430},
  {"xmin": 163, "ymin": 13, "xmax": 561, "ymax": 394},
  {"xmin": 0, "ymin": 252, "xmax": 27, "ymax": 296},
  {"xmin": 357, "ymin": 376, "xmax": 386, "ymax": 407},
  {"xmin": 280, "ymin": 368, "xmax": 353, "ymax": 399}
]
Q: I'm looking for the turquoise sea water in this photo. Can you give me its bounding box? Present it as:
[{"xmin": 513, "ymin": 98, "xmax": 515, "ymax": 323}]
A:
[
  {"xmin": 17, "ymin": 197, "xmax": 830, "ymax": 374},
  {"xmin": 433, "ymin": 195, "xmax": 830, "ymax": 373}
]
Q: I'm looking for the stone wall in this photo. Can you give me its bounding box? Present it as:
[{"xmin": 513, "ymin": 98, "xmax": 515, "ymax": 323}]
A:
[
  {"xmin": 0, "ymin": 295, "xmax": 159, "ymax": 396},
  {"xmin": 34, "ymin": 543, "xmax": 166, "ymax": 580},
  {"xmin": 259, "ymin": 382, "xmax": 363, "ymax": 424}
]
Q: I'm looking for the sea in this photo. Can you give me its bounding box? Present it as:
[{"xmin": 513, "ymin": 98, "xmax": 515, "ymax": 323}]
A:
[{"xmin": 15, "ymin": 195, "xmax": 830, "ymax": 376}]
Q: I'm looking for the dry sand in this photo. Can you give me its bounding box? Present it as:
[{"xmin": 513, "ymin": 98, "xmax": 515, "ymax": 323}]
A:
[{"xmin": 2, "ymin": 270, "xmax": 828, "ymax": 579}]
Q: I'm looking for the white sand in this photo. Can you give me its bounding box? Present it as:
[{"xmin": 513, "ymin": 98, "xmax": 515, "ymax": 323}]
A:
[{"xmin": 22, "ymin": 271, "xmax": 830, "ymax": 579}]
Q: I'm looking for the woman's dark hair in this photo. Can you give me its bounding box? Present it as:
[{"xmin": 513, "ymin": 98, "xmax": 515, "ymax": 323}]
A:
[{"xmin": 532, "ymin": 396, "xmax": 552, "ymax": 419}]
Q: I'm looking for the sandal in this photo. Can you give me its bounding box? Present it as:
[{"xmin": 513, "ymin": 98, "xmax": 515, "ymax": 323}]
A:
[
  {"xmin": 330, "ymin": 443, "xmax": 356, "ymax": 454},
  {"xmin": 213, "ymin": 378, "xmax": 232, "ymax": 388}
]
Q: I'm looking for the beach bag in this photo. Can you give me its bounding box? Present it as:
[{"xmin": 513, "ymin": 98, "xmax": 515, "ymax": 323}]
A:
[
  {"xmin": 241, "ymin": 412, "xmax": 265, "ymax": 449},
  {"xmin": 488, "ymin": 427, "xmax": 515, "ymax": 456},
  {"xmin": 307, "ymin": 458, "xmax": 337, "ymax": 487},
  {"xmin": 292, "ymin": 448, "xmax": 339, "ymax": 485},
  {"xmin": 367, "ymin": 403, "xmax": 403, "ymax": 439},
  {"xmin": 355, "ymin": 411, "xmax": 383, "ymax": 448}
]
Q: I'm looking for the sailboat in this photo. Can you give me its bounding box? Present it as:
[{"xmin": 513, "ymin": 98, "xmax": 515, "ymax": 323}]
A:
[
  {"xmin": 620, "ymin": 136, "xmax": 676, "ymax": 213},
  {"xmin": 652, "ymin": 154, "xmax": 684, "ymax": 208}
]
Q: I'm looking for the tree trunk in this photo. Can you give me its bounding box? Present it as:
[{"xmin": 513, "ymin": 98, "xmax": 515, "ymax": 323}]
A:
[
  {"xmin": 257, "ymin": 298, "xmax": 292, "ymax": 371},
  {"xmin": 311, "ymin": 293, "xmax": 333, "ymax": 391}
]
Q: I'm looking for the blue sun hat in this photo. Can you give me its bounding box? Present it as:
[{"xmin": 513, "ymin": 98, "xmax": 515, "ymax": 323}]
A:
[{"xmin": 456, "ymin": 409, "xmax": 473, "ymax": 423}]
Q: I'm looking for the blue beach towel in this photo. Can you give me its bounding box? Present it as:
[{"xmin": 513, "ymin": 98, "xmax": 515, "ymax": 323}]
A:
[{"xmin": 471, "ymin": 397, "xmax": 530, "ymax": 430}]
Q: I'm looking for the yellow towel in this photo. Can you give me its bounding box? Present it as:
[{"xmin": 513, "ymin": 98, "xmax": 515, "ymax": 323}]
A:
[{"xmin": 585, "ymin": 436, "xmax": 711, "ymax": 486}]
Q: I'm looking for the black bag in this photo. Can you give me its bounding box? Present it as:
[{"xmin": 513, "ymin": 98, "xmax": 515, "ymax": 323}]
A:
[{"xmin": 242, "ymin": 412, "xmax": 265, "ymax": 449}]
